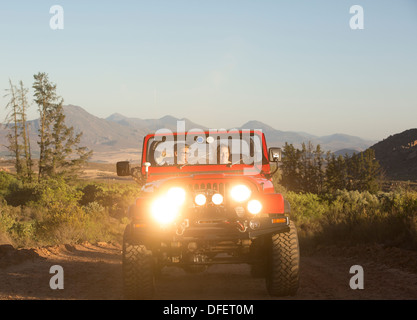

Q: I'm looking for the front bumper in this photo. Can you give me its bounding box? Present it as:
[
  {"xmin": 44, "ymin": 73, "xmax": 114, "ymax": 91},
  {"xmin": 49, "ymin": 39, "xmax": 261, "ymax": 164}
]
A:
[{"xmin": 128, "ymin": 214, "xmax": 290, "ymax": 243}]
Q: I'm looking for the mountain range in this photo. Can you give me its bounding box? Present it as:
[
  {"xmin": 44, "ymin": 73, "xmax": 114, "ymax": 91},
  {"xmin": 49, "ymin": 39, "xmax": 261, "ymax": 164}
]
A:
[
  {"xmin": 0, "ymin": 104, "xmax": 376, "ymax": 163},
  {"xmin": 370, "ymin": 129, "xmax": 417, "ymax": 181}
]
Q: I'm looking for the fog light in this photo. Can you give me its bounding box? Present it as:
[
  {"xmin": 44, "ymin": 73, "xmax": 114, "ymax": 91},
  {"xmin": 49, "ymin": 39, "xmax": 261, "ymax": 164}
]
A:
[
  {"xmin": 195, "ymin": 194, "xmax": 207, "ymax": 206},
  {"xmin": 247, "ymin": 200, "xmax": 262, "ymax": 214},
  {"xmin": 212, "ymin": 193, "xmax": 223, "ymax": 205}
]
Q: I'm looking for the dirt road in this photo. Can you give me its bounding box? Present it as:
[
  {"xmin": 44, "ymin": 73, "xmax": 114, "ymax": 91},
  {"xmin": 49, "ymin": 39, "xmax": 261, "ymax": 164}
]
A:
[{"xmin": 1, "ymin": 242, "xmax": 417, "ymax": 300}]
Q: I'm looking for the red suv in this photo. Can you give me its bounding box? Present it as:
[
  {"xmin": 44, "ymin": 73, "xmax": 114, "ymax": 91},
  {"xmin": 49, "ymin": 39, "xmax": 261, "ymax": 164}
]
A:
[{"xmin": 117, "ymin": 129, "xmax": 300, "ymax": 299}]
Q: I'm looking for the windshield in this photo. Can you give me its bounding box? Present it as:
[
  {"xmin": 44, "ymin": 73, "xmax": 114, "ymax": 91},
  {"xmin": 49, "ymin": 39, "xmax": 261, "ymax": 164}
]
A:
[{"xmin": 146, "ymin": 132, "xmax": 267, "ymax": 167}]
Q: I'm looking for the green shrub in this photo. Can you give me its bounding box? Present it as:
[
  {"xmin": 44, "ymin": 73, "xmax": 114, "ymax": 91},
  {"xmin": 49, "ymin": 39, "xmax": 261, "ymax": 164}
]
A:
[
  {"xmin": 0, "ymin": 178, "xmax": 136, "ymax": 246},
  {"xmin": 77, "ymin": 182, "xmax": 141, "ymax": 218},
  {"xmin": 0, "ymin": 203, "xmax": 38, "ymax": 247},
  {"xmin": 285, "ymin": 188, "xmax": 417, "ymax": 250},
  {"xmin": 4, "ymin": 181, "xmax": 39, "ymax": 206},
  {"xmin": 78, "ymin": 184, "xmax": 103, "ymax": 206},
  {"xmin": 0, "ymin": 171, "xmax": 17, "ymax": 197},
  {"xmin": 3, "ymin": 175, "xmax": 416, "ymax": 250}
]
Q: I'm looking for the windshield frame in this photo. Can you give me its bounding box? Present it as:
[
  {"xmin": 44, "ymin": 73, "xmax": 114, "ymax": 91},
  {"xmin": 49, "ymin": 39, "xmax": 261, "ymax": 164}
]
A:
[{"xmin": 141, "ymin": 130, "xmax": 271, "ymax": 180}]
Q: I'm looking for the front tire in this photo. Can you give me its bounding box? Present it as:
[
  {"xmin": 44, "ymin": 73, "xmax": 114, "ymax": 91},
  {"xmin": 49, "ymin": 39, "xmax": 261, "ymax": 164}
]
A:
[
  {"xmin": 122, "ymin": 231, "xmax": 155, "ymax": 299},
  {"xmin": 265, "ymin": 221, "xmax": 300, "ymax": 296}
]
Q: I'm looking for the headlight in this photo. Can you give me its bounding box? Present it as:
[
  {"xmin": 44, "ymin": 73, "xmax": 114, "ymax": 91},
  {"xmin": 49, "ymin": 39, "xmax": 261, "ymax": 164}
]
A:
[
  {"xmin": 167, "ymin": 187, "xmax": 186, "ymax": 206},
  {"xmin": 212, "ymin": 193, "xmax": 223, "ymax": 205},
  {"xmin": 195, "ymin": 194, "xmax": 207, "ymax": 206},
  {"xmin": 247, "ymin": 199, "xmax": 262, "ymax": 214},
  {"xmin": 151, "ymin": 197, "xmax": 179, "ymax": 224},
  {"xmin": 230, "ymin": 185, "xmax": 251, "ymax": 202},
  {"xmin": 150, "ymin": 187, "xmax": 186, "ymax": 224}
]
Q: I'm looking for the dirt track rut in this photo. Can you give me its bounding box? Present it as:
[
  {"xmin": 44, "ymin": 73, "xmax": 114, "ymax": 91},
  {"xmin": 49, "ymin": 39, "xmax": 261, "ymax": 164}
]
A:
[{"xmin": 1, "ymin": 242, "xmax": 417, "ymax": 300}]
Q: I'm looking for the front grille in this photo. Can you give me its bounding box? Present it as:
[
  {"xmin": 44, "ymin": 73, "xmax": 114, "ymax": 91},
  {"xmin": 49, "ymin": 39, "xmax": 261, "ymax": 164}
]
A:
[
  {"xmin": 187, "ymin": 182, "xmax": 231, "ymax": 207},
  {"xmin": 187, "ymin": 182, "xmax": 230, "ymax": 195}
]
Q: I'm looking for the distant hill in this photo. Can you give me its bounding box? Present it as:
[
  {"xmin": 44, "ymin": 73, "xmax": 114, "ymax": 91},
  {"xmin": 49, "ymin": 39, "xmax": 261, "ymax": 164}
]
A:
[
  {"xmin": 370, "ymin": 129, "xmax": 417, "ymax": 181},
  {"xmin": 0, "ymin": 104, "xmax": 376, "ymax": 163},
  {"xmin": 333, "ymin": 148, "xmax": 361, "ymax": 157},
  {"xmin": 239, "ymin": 121, "xmax": 315, "ymax": 146},
  {"xmin": 106, "ymin": 113, "xmax": 208, "ymax": 132},
  {"xmin": 238, "ymin": 121, "xmax": 375, "ymax": 152}
]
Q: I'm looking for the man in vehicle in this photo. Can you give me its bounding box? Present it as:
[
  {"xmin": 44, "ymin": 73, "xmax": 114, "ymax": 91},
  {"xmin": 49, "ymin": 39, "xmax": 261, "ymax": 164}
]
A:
[
  {"xmin": 175, "ymin": 144, "xmax": 190, "ymax": 164},
  {"xmin": 217, "ymin": 144, "xmax": 231, "ymax": 164}
]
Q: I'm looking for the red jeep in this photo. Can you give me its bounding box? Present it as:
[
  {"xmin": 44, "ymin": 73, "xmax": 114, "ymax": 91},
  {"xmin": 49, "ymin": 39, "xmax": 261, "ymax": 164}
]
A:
[{"xmin": 117, "ymin": 129, "xmax": 300, "ymax": 299}]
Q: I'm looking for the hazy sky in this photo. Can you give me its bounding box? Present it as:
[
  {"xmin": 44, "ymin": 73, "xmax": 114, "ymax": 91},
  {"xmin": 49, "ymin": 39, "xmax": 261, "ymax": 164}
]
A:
[{"xmin": 1, "ymin": 0, "xmax": 416, "ymax": 141}]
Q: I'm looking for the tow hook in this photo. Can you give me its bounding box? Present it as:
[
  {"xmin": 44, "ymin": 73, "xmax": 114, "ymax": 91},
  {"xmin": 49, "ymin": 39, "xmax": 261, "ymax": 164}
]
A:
[
  {"xmin": 176, "ymin": 219, "xmax": 189, "ymax": 236},
  {"xmin": 236, "ymin": 221, "xmax": 247, "ymax": 233}
]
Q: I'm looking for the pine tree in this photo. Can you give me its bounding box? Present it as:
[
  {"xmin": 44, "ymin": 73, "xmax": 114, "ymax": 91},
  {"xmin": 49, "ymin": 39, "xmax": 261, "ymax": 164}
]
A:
[
  {"xmin": 296, "ymin": 141, "xmax": 325, "ymax": 193},
  {"xmin": 344, "ymin": 149, "xmax": 381, "ymax": 193},
  {"xmin": 359, "ymin": 148, "xmax": 381, "ymax": 193},
  {"xmin": 325, "ymin": 153, "xmax": 348, "ymax": 193},
  {"xmin": 280, "ymin": 143, "xmax": 302, "ymax": 192},
  {"xmin": 280, "ymin": 142, "xmax": 382, "ymax": 194},
  {"xmin": 33, "ymin": 72, "xmax": 57, "ymax": 180},
  {"xmin": 32, "ymin": 72, "xmax": 92, "ymax": 180},
  {"xmin": 50, "ymin": 102, "xmax": 92, "ymax": 179},
  {"xmin": 299, "ymin": 142, "xmax": 310, "ymax": 192},
  {"xmin": 324, "ymin": 152, "xmax": 336, "ymax": 192},
  {"xmin": 313, "ymin": 144, "xmax": 325, "ymax": 194}
]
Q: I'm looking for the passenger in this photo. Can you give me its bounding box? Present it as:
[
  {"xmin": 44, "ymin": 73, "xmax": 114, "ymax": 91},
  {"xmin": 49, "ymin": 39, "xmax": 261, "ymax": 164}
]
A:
[
  {"xmin": 217, "ymin": 144, "xmax": 231, "ymax": 164},
  {"xmin": 154, "ymin": 149, "xmax": 167, "ymax": 165}
]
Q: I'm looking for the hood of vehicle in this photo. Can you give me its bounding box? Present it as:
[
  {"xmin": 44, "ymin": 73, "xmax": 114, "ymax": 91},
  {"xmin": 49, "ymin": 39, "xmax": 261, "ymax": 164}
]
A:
[{"xmin": 141, "ymin": 172, "xmax": 274, "ymax": 194}]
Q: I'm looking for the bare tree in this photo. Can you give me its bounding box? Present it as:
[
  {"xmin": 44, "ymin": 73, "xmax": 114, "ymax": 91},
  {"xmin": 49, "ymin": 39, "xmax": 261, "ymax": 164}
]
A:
[
  {"xmin": 4, "ymin": 79, "xmax": 22, "ymax": 176},
  {"xmin": 3, "ymin": 79, "xmax": 33, "ymax": 181}
]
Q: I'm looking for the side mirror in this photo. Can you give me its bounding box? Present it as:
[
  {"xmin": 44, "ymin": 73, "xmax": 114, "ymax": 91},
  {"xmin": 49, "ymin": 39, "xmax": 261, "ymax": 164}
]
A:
[
  {"xmin": 143, "ymin": 162, "xmax": 151, "ymax": 171},
  {"xmin": 143, "ymin": 162, "xmax": 151, "ymax": 180},
  {"xmin": 268, "ymin": 147, "xmax": 282, "ymax": 162},
  {"xmin": 116, "ymin": 161, "xmax": 131, "ymax": 176}
]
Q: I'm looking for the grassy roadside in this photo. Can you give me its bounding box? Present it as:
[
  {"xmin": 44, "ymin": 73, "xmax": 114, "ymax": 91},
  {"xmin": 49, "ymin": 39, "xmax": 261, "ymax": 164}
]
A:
[
  {"xmin": 283, "ymin": 188, "xmax": 417, "ymax": 251},
  {"xmin": 1, "ymin": 165, "xmax": 417, "ymax": 251},
  {"xmin": 0, "ymin": 171, "xmax": 141, "ymax": 247}
]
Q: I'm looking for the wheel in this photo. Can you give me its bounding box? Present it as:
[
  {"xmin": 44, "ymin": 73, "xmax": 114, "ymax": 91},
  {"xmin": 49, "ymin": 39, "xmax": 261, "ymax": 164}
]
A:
[
  {"xmin": 122, "ymin": 228, "xmax": 155, "ymax": 299},
  {"xmin": 265, "ymin": 221, "xmax": 300, "ymax": 296}
]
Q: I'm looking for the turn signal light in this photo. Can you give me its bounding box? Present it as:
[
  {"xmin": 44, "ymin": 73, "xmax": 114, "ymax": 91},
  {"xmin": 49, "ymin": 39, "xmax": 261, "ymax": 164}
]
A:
[{"xmin": 272, "ymin": 218, "xmax": 287, "ymax": 224}]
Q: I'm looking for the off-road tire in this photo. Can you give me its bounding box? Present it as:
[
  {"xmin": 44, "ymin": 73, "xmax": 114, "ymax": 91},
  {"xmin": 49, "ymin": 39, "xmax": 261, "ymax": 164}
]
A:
[
  {"xmin": 123, "ymin": 240, "xmax": 155, "ymax": 300},
  {"xmin": 265, "ymin": 221, "xmax": 300, "ymax": 296}
]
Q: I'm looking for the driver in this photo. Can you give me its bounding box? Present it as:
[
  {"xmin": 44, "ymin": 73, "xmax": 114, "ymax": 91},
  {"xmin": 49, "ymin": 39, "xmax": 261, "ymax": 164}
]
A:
[{"xmin": 175, "ymin": 144, "xmax": 190, "ymax": 165}]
